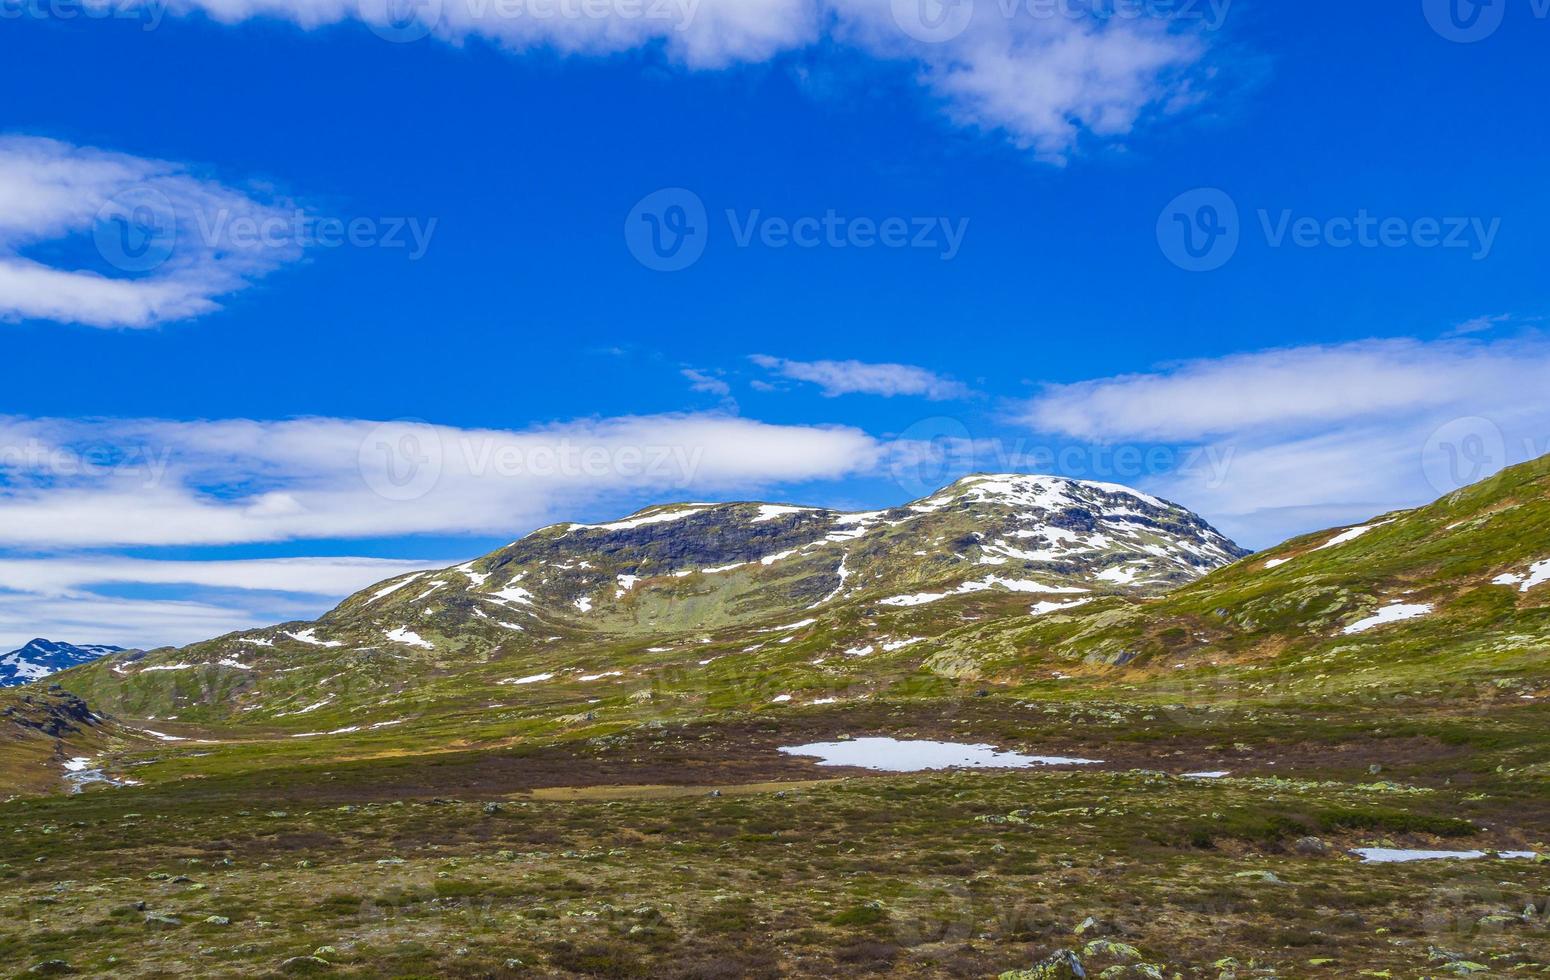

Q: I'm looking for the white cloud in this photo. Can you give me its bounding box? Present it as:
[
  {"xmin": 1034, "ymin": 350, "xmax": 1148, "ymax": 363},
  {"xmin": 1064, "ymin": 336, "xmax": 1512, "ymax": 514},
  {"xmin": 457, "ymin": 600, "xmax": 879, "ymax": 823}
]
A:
[
  {"xmin": 682, "ymin": 367, "xmax": 732, "ymax": 396},
  {"xmin": 115, "ymin": 0, "xmax": 1216, "ymax": 160},
  {"xmin": 0, "ymin": 412, "xmax": 883, "ymax": 547},
  {"xmin": 0, "ymin": 556, "xmax": 441, "ymax": 598},
  {"xmin": 0, "ymin": 135, "xmax": 306, "ymax": 328},
  {"xmin": 1020, "ymin": 334, "xmax": 1550, "ymax": 547},
  {"xmin": 751, "ymin": 354, "xmax": 973, "ymax": 400},
  {"xmin": 0, "ymin": 556, "xmax": 443, "ymax": 651},
  {"xmin": 0, "ymin": 591, "xmax": 288, "ymax": 652}
]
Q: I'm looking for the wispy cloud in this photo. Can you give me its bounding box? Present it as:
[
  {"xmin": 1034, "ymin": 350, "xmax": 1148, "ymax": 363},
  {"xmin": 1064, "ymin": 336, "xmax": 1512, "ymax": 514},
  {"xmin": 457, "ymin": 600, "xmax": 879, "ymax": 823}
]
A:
[
  {"xmin": 681, "ymin": 367, "xmax": 732, "ymax": 397},
  {"xmin": 750, "ymin": 354, "xmax": 973, "ymax": 400},
  {"xmin": 1017, "ymin": 333, "xmax": 1550, "ymax": 547},
  {"xmin": 0, "ymin": 557, "xmax": 443, "ymax": 650},
  {"xmin": 0, "ymin": 135, "xmax": 306, "ymax": 328},
  {"xmin": 108, "ymin": 0, "xmax": 1220, "ymax": 161},
  {"xmin": 0, "ymin": 412, "xmax": 883, "ymax": 548}
]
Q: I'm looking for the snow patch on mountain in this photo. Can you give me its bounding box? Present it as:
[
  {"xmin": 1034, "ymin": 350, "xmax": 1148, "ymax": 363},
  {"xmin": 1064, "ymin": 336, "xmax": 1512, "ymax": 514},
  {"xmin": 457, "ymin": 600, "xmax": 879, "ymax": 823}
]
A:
[{"xmin": 1343, "ymin": 602, "xmax": 1433, "ymax": 635}]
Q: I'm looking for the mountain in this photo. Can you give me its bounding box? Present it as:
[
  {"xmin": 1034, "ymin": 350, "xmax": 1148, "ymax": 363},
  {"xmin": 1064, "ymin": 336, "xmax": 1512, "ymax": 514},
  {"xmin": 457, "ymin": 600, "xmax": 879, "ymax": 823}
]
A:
[
  {"xmin": 0, "ymin": 639, "xmax": 123, "ymax": 687},
  {"xmin": 921, "ymin": 452, "xmax": 1550, "ymax": 703},
  {"xmin": 56, "ymin": 474, "xmax": 1246, "ymax": 725}
]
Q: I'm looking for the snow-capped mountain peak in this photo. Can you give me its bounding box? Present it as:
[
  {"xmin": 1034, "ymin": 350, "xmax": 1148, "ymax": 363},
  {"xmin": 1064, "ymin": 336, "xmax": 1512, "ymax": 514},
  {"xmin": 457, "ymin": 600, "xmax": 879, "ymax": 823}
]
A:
[{"xmin": 0, "ymin": 639, "xmax": 125, "ymax": 687}]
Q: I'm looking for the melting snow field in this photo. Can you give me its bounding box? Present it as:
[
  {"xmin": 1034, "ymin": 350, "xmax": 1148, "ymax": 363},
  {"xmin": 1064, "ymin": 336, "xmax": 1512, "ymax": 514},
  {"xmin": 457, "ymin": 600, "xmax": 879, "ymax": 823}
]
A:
[
  {"xmin": 1351, "ymin": 847, "xmax": 1538, "ymax": 864},
  {"xmin": 1342, "ymin": 602, "xmax": 1433, "ymax": 634},
  {"xmin": 778, "ymin": 737, "xmax": 1102, "ymax": 772},
  {"xmin": 1494, "ymin": 558, "xmax": 1550, "ymax": 592}
]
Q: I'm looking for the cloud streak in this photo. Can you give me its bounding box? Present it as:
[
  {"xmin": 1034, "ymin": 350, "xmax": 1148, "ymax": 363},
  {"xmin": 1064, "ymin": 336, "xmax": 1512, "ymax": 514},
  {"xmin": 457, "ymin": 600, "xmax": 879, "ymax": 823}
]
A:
[
  {"xmin": 751, "ymin": 354, "xmax": 973, "ymax": 400},
  {"xmin": 1019, "ymin": 334, "xmax": 1550, "ymax": 547},
  {"xmin": 0, "ymin": 556, "xmax": 445, "ymax": 652},
  {"xmin": 0, "ymin": 412, "xmax": 884, "ymax": 547},
  {"xmin": 0, "ymin": 135, "xmax": 306, "ymax": 328},
  {"xmin": 117, "ymin": 0, "xmax": 1217, "ymax": 161}
]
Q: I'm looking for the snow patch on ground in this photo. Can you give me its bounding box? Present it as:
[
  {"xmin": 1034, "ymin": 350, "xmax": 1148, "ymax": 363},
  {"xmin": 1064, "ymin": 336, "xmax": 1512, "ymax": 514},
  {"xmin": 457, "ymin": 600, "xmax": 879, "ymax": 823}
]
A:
[
  {"xmin": 880, "ymin": 576, "xmax": 1086, "ymax": 607},
  {"xmin": 1030, "ymin": 598, "xmax": 1091, "ymax": 617},
  {"xmin": 1493, "ymin": 558, "xmax": 1550, "ymax": 592},
  {"xmin": 571, "ymin": 507, "xmax": 708, "ymax": 533},
  {"xmin": 1342, "ymin": 602, "xmax": 1433, "ymax": 635},
  {"xmin": 1351, "ymin": 847, "xmax": 1538, "ymax": 863},
  {"xmin": 283, "ymin": 628, "xmax": 343, "ymax": 648},
  {"xmin": 1316, "ymin": 519, "xmax": 1393, "ymax": 551},
  {"xmin": 753, "ymin": 504, "xmax": 812, "ymax": 522},
  {"xmin": 384, "ymin": 627, "xmax": 434, "ymax": 649},
  {"xmin": 368, "ymin": 573, "xmax": 425, "ymax": 603},
  {"xmin": 501, "ymin": 672, "xmax": 554, "ymax": 685},
  {"xmin": 778, "ymin": 737, "xmax": 1102, "ymax": 772}
]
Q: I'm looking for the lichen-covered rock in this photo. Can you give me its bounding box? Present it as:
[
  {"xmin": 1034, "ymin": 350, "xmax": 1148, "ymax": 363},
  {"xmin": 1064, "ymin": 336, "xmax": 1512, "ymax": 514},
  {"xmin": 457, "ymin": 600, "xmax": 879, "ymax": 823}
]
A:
[
  {"xmin": 1082, "ymin": 940, "xmax": 1142, "ymax": 962},
  {"xmin": 999, "ymin": 949, "xmax": 1086, "ymax": 979}
]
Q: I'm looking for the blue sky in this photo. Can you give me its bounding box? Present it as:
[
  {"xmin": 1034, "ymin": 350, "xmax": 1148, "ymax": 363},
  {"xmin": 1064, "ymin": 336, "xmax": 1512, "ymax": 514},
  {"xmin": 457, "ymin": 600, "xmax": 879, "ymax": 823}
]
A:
[{"xmin": 2, "ymin": 0, "xmax": 1548, "ymax": 647}]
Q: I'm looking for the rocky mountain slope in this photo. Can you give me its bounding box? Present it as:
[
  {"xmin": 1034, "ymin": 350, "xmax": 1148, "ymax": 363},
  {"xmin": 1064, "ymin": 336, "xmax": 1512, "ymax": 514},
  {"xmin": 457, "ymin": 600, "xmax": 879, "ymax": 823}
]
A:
[
  {"xmin": 0, "ymin": 639, "xmax": 124, "ymax": 687},
  {"xmin": 58, "ymin": 474, "xmax": 1246, "ymax": 725}
]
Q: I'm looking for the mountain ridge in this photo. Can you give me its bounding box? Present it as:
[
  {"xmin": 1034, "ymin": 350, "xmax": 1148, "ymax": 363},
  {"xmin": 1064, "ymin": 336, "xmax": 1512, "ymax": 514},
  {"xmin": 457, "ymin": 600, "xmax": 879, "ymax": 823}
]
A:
[
  {"xmin": 0, "ymin": 639, "xmax": 124, "ymax": 688},
  {"xmin": 57, "ymin": 472, "xmax": 1247, "ymax": 724}
]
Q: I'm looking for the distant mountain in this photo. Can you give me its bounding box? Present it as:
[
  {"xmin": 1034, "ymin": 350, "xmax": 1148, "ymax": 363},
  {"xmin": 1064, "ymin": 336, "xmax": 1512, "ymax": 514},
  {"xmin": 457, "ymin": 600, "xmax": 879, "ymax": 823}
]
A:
[
  {"xmin": 0, "ymin": 639, "xmax": 124, "ymax": 687},
  {"xmin": 58, "ymin": 474, "xmax": 1247, "ymax": 722}
]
